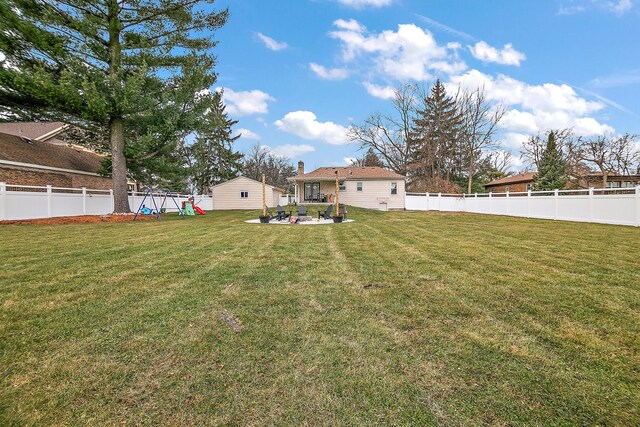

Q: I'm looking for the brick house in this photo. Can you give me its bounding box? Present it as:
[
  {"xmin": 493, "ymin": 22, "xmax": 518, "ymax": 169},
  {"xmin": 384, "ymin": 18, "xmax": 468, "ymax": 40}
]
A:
[
  {"xmin": 0, "ymin": 122, "xmax": 113, "ymax": 190},
  {"xmin": 484, "ymin": 171, "xmax": 640, "ymax": 192}
]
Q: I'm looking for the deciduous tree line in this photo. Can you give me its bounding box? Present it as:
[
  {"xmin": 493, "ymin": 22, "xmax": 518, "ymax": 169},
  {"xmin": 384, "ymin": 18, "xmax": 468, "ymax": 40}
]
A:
[
  {"xmin": 349, "ymin": 81, "xmax": 506, "ymax": 193},
  {"xmin": 349, "ymin": 81, "xmax": 639, "ymax": 192}
]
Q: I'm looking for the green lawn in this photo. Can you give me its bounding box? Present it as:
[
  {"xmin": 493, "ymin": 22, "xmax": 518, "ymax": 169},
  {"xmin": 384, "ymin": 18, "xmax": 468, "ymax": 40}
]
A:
[{"xmin": 1, "ymin": 208, "xmax": 638, "ymax": 426}]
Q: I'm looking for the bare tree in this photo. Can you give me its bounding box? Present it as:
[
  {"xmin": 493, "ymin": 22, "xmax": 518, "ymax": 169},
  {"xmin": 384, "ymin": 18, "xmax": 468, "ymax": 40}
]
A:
[
  {"xmin": 458, "ymin": 87, "xmax": 505, "ymax": 193},
  {"xmin": 489, "ymin": 151, "xmax": 514, "ymax": 174},
  {"xmin": 348, "ymin": 84, "xmax": 419, "ymax": 175},
  {"xmin": 581, "ymin": 134, "xmax": 640, "ymax": 187},
  {"xmin": 242, "ymin": 143, "xmax": 296, "ymax": 190}
]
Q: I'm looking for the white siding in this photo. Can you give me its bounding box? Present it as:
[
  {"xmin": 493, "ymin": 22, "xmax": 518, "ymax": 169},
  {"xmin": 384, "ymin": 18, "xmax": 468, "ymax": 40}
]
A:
[
  {"xmin": 340, "ymin": 179, "xmax": 405, "ymax": 210},
  {"xmin": 294, "ymin": 179, "xmax": 405, "ymax": 210},
  {"xmin": 211, "ymin": 176, "xmax": 281, "ymax": 210}
]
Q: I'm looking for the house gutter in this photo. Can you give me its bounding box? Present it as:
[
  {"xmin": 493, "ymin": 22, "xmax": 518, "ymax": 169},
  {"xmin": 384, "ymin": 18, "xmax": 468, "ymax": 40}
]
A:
[{"xmin": 0, "ymin": 159, "xmax": 106, "ymax": 177}]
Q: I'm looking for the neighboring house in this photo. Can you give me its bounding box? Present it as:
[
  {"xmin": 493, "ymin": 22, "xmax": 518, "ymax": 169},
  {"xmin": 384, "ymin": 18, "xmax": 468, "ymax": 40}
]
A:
[
  {"xmin": 288, "ymin": 162, "xmax": 406, "ymax": 210},
  {"xmin": 484, "ymin": 171, "xmax": 640, "ymax": 192},
  {"xmin": 0, "ymin": 131, "xmax": 113, "ymax": 190},
  {"xmin": 210, "ymin": 176, "xmax": 284, "ymax": 210},
  {"xmin": 0, "ymin": 122, "xmax": 138, "ymax": 191},
  {"xmin": 483, "ymin": 172, "xmax": 536, "ymax": 193}
]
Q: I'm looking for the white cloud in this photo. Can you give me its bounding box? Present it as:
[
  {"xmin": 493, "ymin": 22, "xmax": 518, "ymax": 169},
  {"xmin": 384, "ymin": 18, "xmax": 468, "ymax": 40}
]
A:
[
  {"xmin": 329, "ymin": 20, "xmax": 466, "ymax": 81},
  {"xmin": 256, "ymin": 33, "xmax": 288, "ymax": 51},
  {"xmin": 235, "ymin": 128, "xmax": 261, "ymax": 140},
  {"xmin": 274, "ymin": 111, "xmax": 351, "ymax": 145},
  {"xmin": 417, "ymin": 15, "xmax": 476, "ymax": 42},
  {"xmin": 469, "ymin": 41, "xmax": 526, "ymax": 66},
  {"xmin": 333, "ymin": 18, "xmax": 366, "ymax": 33},
  {"xmin": 363, "ymin": 82, "xmax": 396, "ymax": 100},
  {"xmin": 449, "ymin": 70, "xmax": 614, "ymax": 136},
  {"xmin": 343, "ymin": 157, "xmax": 357, "ymax": 165},
  {"xmin": 557, "ymin": 0, "xmax": 633, "ymax": 15},
  {"xmin": 309, "ymin": 63, "xmax": 350, "ymax": 80},
  {"xmin": 609, "ymin": 0, "xmax": 632, "ymax": 14},
  {"xmin": 263, "ymin": 144, "xmax": 316, "ymax": 158},
  {"xmin": 217, "ymin": 88, "xmax": 275, "ymax": 116},
  {"xmin": 336, "ymin": 0, "xmax": 394, "ymax": 8}
]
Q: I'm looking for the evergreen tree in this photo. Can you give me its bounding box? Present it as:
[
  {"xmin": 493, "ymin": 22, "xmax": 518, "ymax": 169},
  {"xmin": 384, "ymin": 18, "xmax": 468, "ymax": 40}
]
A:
[
  {"xmin": 534, "ymin": 132, "xmax": 568, "ymax": 190},
  {"xmin": 0, "ymin": 0, "xmax": 228, "ymax": 212},
  {"xmin": 350, "ymin": 148, "xmax": 385, "ymax": 167},
  {"xmin": 186, "ymin": 93, "xmax": 243, "ymax": 194},
  {"xmin": 409, "ymin": 79, "xmax": 462, "ymax": 182}
]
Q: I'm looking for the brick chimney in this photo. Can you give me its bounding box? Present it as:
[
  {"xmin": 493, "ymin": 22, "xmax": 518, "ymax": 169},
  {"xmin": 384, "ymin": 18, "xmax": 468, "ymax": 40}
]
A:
[{"xmin": 297, "ymin": 161, "xmax": 304, "ymax": 176}]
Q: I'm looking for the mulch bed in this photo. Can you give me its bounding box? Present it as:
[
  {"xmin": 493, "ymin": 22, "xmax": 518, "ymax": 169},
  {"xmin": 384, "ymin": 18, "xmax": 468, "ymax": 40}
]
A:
[{"xmin": 0, "ymin": 214, "xmax": 156, "ymax": 226}]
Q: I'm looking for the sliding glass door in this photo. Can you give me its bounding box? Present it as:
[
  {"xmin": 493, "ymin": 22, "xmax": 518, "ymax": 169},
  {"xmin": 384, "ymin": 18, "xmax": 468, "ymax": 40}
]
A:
[{"xmin": 304, "ymin": 182, "xmax": 320, "ymax": 202}]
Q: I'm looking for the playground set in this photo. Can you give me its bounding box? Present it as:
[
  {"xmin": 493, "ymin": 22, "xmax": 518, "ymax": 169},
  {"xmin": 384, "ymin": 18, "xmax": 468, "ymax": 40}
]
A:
[{"xmin": 133, "ymin": 188, "xmax": 206, "ymax": 221}]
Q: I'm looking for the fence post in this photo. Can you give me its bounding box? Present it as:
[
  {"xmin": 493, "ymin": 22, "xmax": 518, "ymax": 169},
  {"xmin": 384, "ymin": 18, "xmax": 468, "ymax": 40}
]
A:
[
  {"xmin": 489, "ymin": 192, "xmax": 492, "ymax": 214},
  {"xmin": 425, "ymin": 192, "xmax": 429, "ymax": 211},
  {"xmin": 438, "ymin": 192, "xmax": 442, "ymax": 211},
  {"xmin": 82, "ymin": 187, "xmax": 87, "ymax": 215},
  {"xmin": 506, "ymin": 190, "xmax": 510, "ymax": 216},
  {"xmin": 527, "ymin": 190, "xmax": 531, "ymax": 218},
  {"xmin": 46, "ymin": 185, "xmax": 52, "ymax": 218},
  {"xmin": 109, "ymin": 189, "xmax": 114, "ymax": 213},
  {"xmin": 588, "ymin": 187, "xmax": 594, "ymax": 223},
  {"xmin": 635, "ymin": 186, "xmax": 640, "ymax": 227},
  {"xmin": 554, "ymin": 189, "xmax": 559, "ymax": 220},
  {"xmin": 0, "ymin": 182, "xmax": 6, "ymax": 221}
]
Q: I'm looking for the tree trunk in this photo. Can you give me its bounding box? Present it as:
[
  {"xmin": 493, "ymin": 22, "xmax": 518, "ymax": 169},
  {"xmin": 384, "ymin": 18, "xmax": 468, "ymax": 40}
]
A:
[
  {"xmin": 107, "ymin": 1, "xmax": 129, "ymax": 213},
  {"xmin": 467, "ymin": 158, "xmax": 474, "ymax": 194},
  {"xmin": 110, "ymin": 117, "xmax": 130, "ymax": 213},
  {"xmin": 602, "ymin": 170, "xmax": 608, "ymax": 189}
]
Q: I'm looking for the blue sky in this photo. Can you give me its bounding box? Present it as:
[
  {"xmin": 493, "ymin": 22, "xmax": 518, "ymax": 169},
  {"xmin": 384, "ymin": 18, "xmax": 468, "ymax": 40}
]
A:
[{"xmin": 212, "ymin": 0, "xmax": 640, "ymax": 171}]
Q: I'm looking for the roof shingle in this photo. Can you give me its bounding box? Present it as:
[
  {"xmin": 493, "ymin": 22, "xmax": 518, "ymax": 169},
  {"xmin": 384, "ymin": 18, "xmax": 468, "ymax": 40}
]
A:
[
  {"xmin": 291, "ymin": 166, "xmax": 404, "ymax": 181},
  {"xmin": 484, "ymin": 172, "xmax": 536, "ymax": 187},
  {"xmin": 0, "ymin": 132, "xmax": 104, "ymax": 174}
]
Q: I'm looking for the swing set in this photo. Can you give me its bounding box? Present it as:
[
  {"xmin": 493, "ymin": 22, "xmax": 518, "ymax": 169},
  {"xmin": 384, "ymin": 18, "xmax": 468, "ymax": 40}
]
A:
[{"xmin": 132, "ymin": 188, "xmax": 188, "ymax": 221}]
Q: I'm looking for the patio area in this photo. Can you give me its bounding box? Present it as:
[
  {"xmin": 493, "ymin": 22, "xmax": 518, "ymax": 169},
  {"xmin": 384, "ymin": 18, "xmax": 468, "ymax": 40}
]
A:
[{"xmin": 245, "ymin": 217, "xmax": 355, "ymax": 225}]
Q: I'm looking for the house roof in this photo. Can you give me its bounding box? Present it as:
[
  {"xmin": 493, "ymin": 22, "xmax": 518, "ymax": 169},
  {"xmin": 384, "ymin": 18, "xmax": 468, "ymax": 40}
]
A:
[
  {"xmin": 211, "ymin": 175, "xmax": 285, "ymax": 192},
  {"xmin": 290, "ymin": 166, "xmax": 405, "ymax": 181},
  {"xmin": 0, "ymin": 121, "xmax": 67, "ymax": 141},
  {"xmin": 484, "ymin": 172, "xmax": 536, "ymax": 187},
  {"xmin": 0, "ymin": 132, "xmax": 104, "ymax": 175}
]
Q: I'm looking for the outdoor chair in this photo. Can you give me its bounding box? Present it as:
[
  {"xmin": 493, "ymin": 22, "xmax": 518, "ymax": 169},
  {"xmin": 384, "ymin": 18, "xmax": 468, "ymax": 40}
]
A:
[
  {"xmin": 318, "ymin": 205, "xmax": 333, "ymax": 220},
  {"xmin": 297, "ymin": 204, "xmax": 307, "ymax": 216},
  {"xmin": 277, "ymin": 205, "xmax": 292, "ymax": 221},
  {"xmin": 338, "ymin": 204, "xmax": 347, "ymax": 220}
]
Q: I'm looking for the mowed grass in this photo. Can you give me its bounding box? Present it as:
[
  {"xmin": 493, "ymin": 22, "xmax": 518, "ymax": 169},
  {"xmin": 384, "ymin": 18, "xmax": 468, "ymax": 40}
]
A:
[{"xmin": 0, "ymin": 208, "xmax": 638, "ymax": 426}]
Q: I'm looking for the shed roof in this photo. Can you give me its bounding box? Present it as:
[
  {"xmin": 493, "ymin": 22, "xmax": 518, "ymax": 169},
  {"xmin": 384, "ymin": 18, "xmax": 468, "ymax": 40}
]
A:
[{"xmin": 211, "ymin": 176, "xmax": 285, "ymax": 192}]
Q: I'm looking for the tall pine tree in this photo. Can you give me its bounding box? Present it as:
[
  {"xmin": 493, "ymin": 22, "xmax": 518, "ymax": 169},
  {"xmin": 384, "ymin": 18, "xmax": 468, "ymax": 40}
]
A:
[
  {"xmin": 0, "ymin": 0, "xmax": 228, "ymax": 212},
  {"xmin": 409, "ymin": 80, "xmax": 462, "ymax": 182},
  {"xmin": 534, "ymin": 131, "xmax": 568, "ymax": 190},
  {"xmin": 186, "ymin": 92, "xmax": 243, "ymax": 194}
]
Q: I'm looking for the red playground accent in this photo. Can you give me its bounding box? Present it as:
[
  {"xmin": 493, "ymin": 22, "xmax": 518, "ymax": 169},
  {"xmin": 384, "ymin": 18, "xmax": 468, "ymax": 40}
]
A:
[{"xmin": 193, "ymin": 205, "xmax": 206, "ymax": 215}]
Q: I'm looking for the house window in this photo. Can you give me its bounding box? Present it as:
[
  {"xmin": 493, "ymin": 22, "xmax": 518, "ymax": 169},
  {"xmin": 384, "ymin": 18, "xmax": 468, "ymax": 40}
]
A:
[
  {"xmin": 504, "ymin": 185, "xmax": 510, "ymax": 192},
  {"xmin": 240, "ymin": 191, "xmax": 249, "ymax": 198},
  {"xmin": 607, "ymin": 181, "xmax": 621, "ymax": 188},
  {"xmin": 339, "ymin": 181, "xmax": 346, "ymax": 191},
  {"xmin": 391, "ymin": 182, "xmax": 398, "ymax": 195},
  {"xmin": 357, "ymin": 182, "xmax": 363, "ymax": 192},
  {"xmin": 526, "ymin": 183, "xmax": 533, "ymax": 191}
]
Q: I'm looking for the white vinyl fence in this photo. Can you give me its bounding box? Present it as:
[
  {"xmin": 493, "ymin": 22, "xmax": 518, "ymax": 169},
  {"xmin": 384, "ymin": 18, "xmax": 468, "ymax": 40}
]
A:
[
  {"xmin": 406, "ymin": 187, "xmax": 640, "ymax": 227},
  {"xmin": 0, "ymin": 183, "xmax": 213, "ymax": 221}
]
